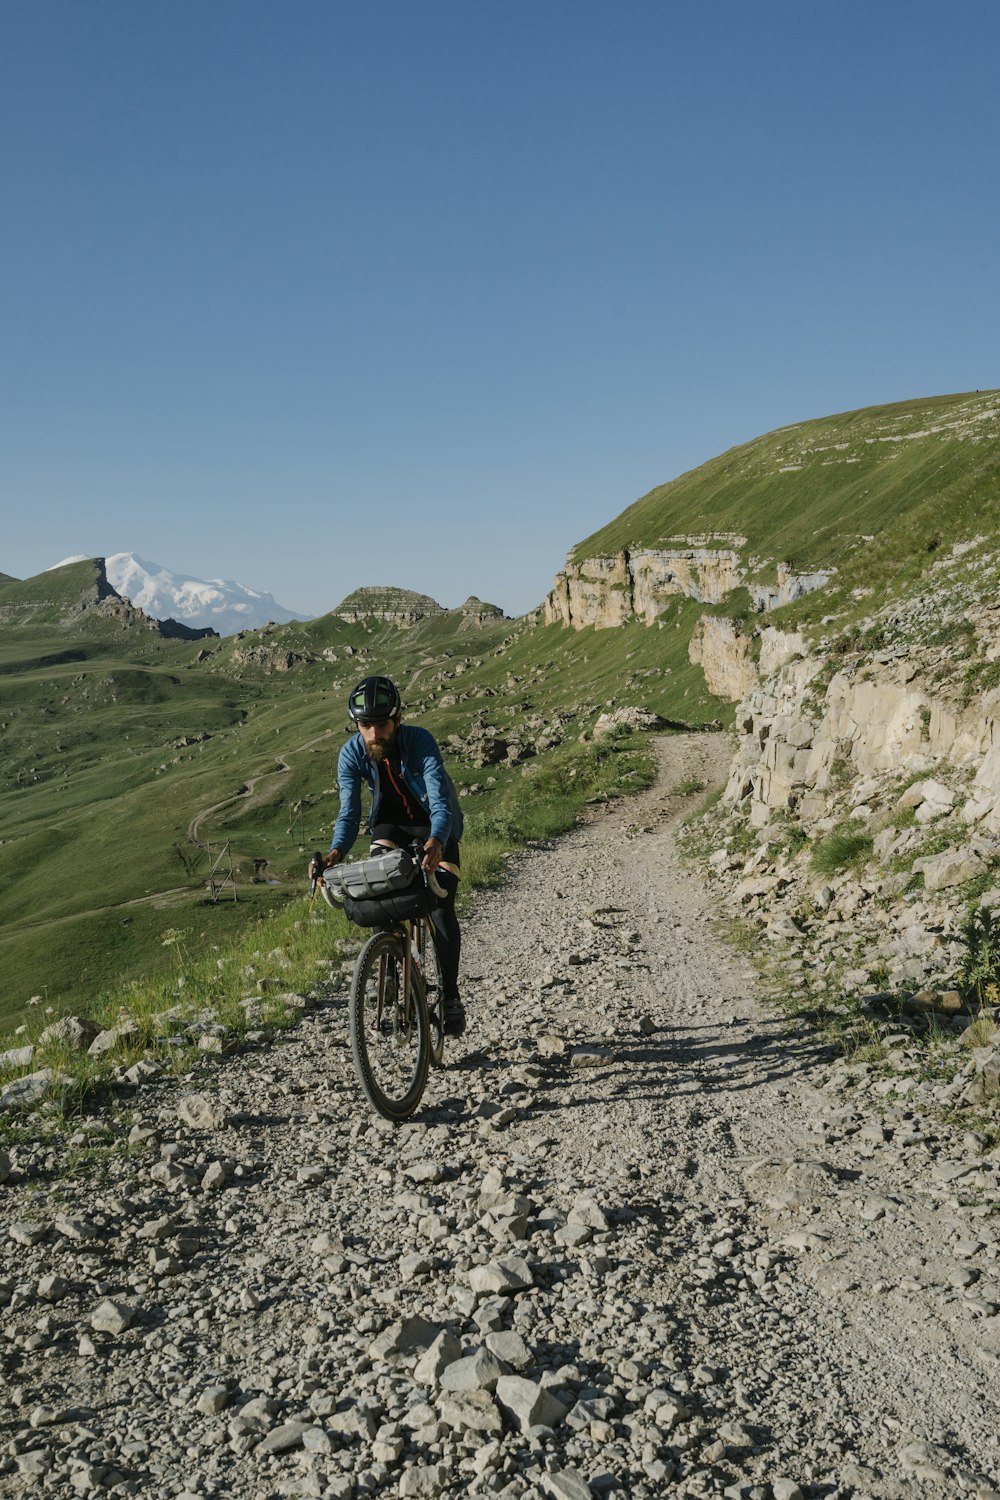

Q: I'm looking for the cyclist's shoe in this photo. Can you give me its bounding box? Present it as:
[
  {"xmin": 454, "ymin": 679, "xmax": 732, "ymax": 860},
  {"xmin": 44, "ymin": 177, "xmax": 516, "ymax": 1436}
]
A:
[{"xmin": 443, "ymin": 993, "xmax": 467, "ymax": 1038}]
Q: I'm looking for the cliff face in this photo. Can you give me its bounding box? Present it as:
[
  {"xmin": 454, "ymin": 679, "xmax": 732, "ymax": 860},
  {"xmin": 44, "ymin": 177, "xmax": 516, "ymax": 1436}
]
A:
[
  {"xmin": 723, "ymin": 544, "xmax": 1000, "ymax": 836},
  {"xmin": 541, "ymin": 545, "xmax": 832, "ymax": 629},
  {"xmin": 687, "ymin": 542, "xmax": 1000, "ymax": 1008}
]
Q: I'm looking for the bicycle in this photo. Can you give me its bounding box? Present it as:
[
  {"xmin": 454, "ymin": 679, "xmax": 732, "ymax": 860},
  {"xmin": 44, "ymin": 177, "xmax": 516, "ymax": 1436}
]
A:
[{"xmin": 311, "ymin": 843, "xmax": 447, "ymax": 1121}]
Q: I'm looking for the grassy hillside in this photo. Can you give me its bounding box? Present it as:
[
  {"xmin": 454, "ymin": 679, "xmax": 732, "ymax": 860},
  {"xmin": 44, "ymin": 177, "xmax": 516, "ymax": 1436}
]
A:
[
  {"xmin": 5, "ymin": 388, "xmax": 996, "ymax": 1032},
  {"xmin": 570, "ymin": 390, "xmax": 1000, "ymax": 627},
  {"xmin": 0, "ymin": 559, "xmax": 724, "ymax": 1030}
]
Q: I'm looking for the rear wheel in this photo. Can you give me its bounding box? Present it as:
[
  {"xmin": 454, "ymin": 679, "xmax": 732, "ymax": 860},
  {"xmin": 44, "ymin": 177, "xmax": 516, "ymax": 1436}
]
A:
[{"xmin": 349, "ymin": 932, "xmax": 429, "ymax": 1120}]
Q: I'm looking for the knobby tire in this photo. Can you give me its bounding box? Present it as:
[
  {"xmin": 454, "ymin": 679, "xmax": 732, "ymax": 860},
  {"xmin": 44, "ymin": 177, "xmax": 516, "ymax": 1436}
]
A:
[
  {"xmin": 349, "ymin": 931, "xmax": 430, "ymax": 1121},
  {"xmin": 420, "ymin": 920, "xmax": 445, "ymax": 1068}
]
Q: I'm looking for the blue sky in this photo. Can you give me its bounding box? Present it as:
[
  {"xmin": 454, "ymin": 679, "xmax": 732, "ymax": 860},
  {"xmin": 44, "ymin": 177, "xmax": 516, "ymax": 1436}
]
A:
[{"xmin": 2, "ymin": 1, "xmax": 998, "ymax": 618}]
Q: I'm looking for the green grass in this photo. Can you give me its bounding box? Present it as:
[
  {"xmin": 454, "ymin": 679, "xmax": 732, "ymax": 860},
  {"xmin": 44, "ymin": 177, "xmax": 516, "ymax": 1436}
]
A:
[
  {"xmin": 0, "ymin": 730, "xmax": 661, "ymax": 1119},
  {"xmin": 810, "ymin": 824, "xmax": 874, "ymax": 877},
  {"xmin": 566, "ymin": 390, "xmax": 1000, "ymax": 638},
  {"xmin": 0, "ymin": 551, "xmax": 667, "ymax": 1033}
]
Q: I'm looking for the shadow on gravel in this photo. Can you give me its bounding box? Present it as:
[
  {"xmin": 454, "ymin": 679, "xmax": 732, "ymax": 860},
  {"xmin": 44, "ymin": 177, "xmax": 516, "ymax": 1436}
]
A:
[{"xmin": 537, "ymin": 1021, "xmax": 836, "ymax": 1112}]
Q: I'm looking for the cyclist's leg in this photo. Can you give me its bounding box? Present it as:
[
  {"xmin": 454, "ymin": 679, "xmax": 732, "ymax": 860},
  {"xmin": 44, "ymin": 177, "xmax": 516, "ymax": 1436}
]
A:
[
  {"xmin": 368, "ymin": 824, "xmax": 410, "ymax": 936},
  {"xmin": 429, "ymin": 839, "xmax": 464, "ymax": 1035}
]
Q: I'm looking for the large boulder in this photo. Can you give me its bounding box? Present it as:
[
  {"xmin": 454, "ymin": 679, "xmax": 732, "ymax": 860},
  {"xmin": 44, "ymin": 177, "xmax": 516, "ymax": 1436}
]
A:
[
  {"xmin": 593, "ymin": 707, "xmax": 667, "ymax": 739},
  {"xmin": 39, "ymin": 1016, "xmax": 101, "ymax": 1051}
]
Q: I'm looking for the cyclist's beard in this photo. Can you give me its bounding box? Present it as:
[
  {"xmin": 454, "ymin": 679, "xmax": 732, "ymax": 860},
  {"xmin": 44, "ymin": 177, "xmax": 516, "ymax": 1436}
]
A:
[{"xmin": 367, "ymin": 727, "xmax": 397, "ymax": 764}]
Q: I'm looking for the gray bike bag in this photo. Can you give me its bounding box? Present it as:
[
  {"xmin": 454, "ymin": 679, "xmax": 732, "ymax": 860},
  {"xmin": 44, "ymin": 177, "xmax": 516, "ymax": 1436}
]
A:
[{"xmin": 323, "ymin": 849, "xmax": 438, "ymax": 927}]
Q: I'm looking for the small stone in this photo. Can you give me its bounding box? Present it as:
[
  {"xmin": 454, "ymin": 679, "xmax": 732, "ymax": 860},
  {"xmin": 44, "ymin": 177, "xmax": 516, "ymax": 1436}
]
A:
[
  {"xmin": 196, "ymin": 1385, "xmax": 230, "ymax": 1415},
  {"xmin": 437, "ymin": 1390, "xmax": 503, "ymax": 1435},
  {"xmin": 771, "ymin": 1481, "xmax": 804, "ymax": 1500},
  {"xmin": 399, "ymin": 1463, "xmax": 448, "ymax": 1496},
  {"xmin": 495, "ymin": 1375, "xmax": 569, "ymax": 1432},
  {"xmin": 9, "ymin": 1221, "xmax": 48, "ymax": 1247},
  {"xmin": 569, "ymin": 1045, "xmax": 613, "ymax": 1068},
  {"xmin": 90, "ymin": 1298, "xmax": 136, "ymax": 1335},
  {"xmin": 414, "ymin": 1329, "xmax": 464, "ymax": 1387},
  {"xmin": 369, "ymin": 1314, "xmax": 441, "ymax": 1360},
  {"xmin": 440, "ymin": 1347, "xmax": 505, "ymax": 1393},
  {"xmin": 177, "ymin": 1092, "xmax": 227, "ymax": 1129},
  {"xmin": 485, "ymin": 1330, "xmax": 532, "ymax": 1368},
  {"xmin": 469, "ymin": 1257, "xmax": 533, "ymax": 1295},
  {"xmin": 539, "ymin": 1469, "xmax": 593, "ymax": 1500},
  {"xmin": 256, "ymin": 1420, "xmax": 311, "ymax": 1454}
]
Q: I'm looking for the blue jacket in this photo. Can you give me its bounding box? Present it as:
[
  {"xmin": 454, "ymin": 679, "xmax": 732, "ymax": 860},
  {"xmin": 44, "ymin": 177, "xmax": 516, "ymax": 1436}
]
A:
[{"xmin": 331, "ymin": 724, "xmax": 464, "ymax": 857}]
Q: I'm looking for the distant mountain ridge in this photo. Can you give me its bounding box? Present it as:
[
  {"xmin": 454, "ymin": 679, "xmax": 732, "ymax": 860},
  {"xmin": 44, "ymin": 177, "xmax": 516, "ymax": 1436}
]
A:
[
  {"xmin": 333, "ymin": 586, "xmax": 506, "ymax": 627},
  {"xmin": 48, "ymin": 552, "xmax": 306, "ymax": 635}
]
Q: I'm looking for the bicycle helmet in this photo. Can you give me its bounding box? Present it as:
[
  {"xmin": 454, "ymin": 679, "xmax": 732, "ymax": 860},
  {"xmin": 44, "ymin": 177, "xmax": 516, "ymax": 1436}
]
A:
[{"xmin": 347, "ymin": 675, "xmax": 401, "ymax": 724}]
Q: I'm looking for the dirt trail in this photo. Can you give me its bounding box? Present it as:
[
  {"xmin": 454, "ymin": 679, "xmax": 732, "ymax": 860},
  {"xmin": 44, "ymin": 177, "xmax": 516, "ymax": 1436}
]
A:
[
  {"xmin": 452, "ymin": 731, "xmax": 1000, "ymax": 1496},
  {"xmin": 3, "ymin": 731, "xmax": 999, "ymax": 1499}
]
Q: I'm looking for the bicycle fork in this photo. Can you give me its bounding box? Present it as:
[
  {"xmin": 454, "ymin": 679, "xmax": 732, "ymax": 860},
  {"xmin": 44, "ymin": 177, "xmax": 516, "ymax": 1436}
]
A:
[{"xmin": 377, "ymin": 934, "xmax": 413, "ymax": 1036}]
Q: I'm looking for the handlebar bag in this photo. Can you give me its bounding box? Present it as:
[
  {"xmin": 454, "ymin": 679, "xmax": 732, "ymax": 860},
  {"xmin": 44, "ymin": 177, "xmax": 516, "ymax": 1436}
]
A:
[{"xmin": 323, "ymin": 848, "xmax": 439, "ymax": 927}]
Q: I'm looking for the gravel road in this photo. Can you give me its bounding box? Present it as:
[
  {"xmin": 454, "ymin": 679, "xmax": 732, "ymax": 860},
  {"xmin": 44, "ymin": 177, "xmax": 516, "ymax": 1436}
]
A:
[{"xmin": 3, "ymin": 732, "xmax": 999, "ymax": 1499}]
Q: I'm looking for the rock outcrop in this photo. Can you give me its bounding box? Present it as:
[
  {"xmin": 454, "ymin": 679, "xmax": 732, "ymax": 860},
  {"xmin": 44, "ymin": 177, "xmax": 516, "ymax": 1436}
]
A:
[
  {"xmin": 335, "ymin": 587, "xmax": 446, "ymax": 626},
  {"xmin": 540, "ymin": 545, "xmax": 833, "ymax": 631},
  {"xmin": 452, "ymin": 596, "xmax": 507, "ymax": 629}
]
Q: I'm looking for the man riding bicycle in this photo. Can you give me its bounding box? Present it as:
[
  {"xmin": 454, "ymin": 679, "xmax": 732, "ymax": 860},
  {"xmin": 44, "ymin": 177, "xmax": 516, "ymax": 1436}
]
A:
[{"xmin": 310, "ymin": 675, "xmax": 466, "ymax": 1036}]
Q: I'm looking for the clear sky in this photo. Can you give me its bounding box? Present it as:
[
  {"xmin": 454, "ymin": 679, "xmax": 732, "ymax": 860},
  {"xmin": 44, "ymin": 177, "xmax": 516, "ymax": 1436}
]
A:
[{"xmin": 2, "ymin": 1, "xmax": 998, "ymax": 619}]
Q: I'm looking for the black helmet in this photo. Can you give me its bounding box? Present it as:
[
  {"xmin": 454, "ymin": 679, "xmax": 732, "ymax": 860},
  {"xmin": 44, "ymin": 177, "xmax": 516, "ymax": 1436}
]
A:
[{"xmin": 347, "ymin": 675, "xmax": 401, "ymax": 724}]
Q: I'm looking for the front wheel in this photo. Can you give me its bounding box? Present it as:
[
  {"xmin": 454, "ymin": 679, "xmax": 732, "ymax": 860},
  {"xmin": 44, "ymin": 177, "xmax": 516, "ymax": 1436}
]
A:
[{"xmin": 349, "ymin": 931, "xmax": 429, "ymax": 1121}]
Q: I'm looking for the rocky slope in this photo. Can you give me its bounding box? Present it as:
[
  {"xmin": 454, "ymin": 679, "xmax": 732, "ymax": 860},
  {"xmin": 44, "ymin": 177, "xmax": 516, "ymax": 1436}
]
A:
[
  {"xmin": 687, "ymin": 539, "xmax": 1000, "ymax": 1020},
  {"xmin": 3, "ymin": 736, "xmax": 1000, "ymax": 1500}
]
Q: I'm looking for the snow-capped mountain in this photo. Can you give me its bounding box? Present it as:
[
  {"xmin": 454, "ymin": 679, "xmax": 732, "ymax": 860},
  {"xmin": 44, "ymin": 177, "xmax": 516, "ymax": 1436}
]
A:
[{"xmin": 49, "ymin": 553, "xmax": 307, "ymax": 635}]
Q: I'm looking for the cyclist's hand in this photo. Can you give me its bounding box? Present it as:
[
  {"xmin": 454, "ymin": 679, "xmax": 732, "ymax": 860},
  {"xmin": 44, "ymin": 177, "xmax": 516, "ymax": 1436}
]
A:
[
  {"xmin": 421, "ymin": 837, "xmax": 443, "ymax": 872},
  {"xmin": 309, "ymin": 850, "xmax": 340, "ymax": 883}
]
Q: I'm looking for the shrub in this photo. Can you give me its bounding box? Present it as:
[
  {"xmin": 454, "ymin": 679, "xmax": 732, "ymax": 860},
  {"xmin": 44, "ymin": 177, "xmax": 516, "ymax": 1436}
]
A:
[{"xmin": 956, "ymin": 906, "xmax": 1000, "ymax": 1009}]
